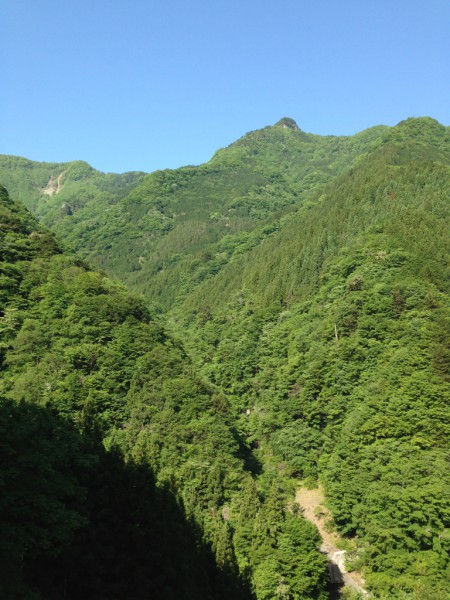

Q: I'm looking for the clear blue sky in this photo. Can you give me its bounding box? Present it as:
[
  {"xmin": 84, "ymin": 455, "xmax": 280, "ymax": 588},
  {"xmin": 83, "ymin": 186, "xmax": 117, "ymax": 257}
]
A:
[{"xmin": 2, "ymin": 0, "xmax": 449, "ymax": 173}]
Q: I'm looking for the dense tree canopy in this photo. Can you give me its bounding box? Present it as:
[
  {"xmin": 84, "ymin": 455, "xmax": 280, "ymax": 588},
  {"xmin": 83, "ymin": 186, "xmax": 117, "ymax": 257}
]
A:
[
  {"xmin": 0, "ymin": 183, "xmax": 328, "ymax": 599},
  {"xmin": 1, "ymin": 116, "xmax": 449, "ymax": 598}
]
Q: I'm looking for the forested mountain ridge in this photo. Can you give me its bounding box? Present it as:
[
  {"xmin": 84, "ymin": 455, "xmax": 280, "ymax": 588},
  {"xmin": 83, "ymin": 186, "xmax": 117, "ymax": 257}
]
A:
[
  {"xmin": 1, "ymin": 116, "xmax": 449, "ymax": 599},
  {"xmin": 0, "ymin": 118, "xmax": 388, "ymax": 307},
  {"xmin": 172, "ymin": 116, "xmax": 450, "ymax": 597},
  {"xmin": 0, "ymin": 155, "xmax": 146, "ymax": 215},
  {"xmin": 0, "ymin": 185, "xmax": 328, "ymax": 599},
  {"xmin": 178, "ymin": 117, "xmax": 450, "ymax": 311}
]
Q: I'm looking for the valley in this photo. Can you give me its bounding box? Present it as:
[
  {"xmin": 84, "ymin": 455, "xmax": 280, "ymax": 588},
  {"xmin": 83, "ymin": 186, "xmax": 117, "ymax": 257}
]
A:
[
  {"xmin": 296, "ymin": 484, "xmax": 368, "ymax": 597},
  {"xmin": 0, "ymin": 116, "xmax": 449, "ymax": 599}
]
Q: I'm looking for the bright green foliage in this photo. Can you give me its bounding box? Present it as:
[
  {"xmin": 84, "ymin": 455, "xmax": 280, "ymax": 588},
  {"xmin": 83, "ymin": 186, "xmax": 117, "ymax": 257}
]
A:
[
  {"xmin": 0, "ymin": 185, "xmax": 328, "ymax": 599},
  {"xmin": 169, "ymin": 118, "xmax": 450, "ymax": 597},
  {"xmin": 2, "ymin": 116, "xmax": 449, "ymax": 598},
  {"xmin": 0, "ymin": 119, "xmax": 387, "ymax": 308},
  {"xmin": 0, "ymin": 155, "xmax": 145, "ymax": 216}
]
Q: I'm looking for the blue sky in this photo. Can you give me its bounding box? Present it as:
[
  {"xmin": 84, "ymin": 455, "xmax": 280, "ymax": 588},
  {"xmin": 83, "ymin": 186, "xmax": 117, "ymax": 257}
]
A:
[{"xmin": 2, "ymin": 0, "xmax": 449, "ymax": 173}]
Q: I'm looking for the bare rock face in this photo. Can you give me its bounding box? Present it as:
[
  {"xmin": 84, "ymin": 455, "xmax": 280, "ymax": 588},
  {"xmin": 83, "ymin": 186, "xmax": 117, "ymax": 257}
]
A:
[
  {"xmin": 275, "ymin": 117, "xmax": 299, "ymax": 131},
  {"xmin": 42, "ymin": 171, "xmax": 66, "ymax": 196},
  {"xmin": 296, "ymin": 486, "xmax": 369, "ymax": 595},
  {"xmin": 332, "ymin": 550, "xmax": 347, "ymax": 573}
]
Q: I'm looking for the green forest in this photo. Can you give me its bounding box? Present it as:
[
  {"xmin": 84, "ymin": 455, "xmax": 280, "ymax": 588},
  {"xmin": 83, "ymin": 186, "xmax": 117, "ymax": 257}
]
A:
[{"xmin": 0, "ymin": 116, "xmax": 449, "ymax": 599}]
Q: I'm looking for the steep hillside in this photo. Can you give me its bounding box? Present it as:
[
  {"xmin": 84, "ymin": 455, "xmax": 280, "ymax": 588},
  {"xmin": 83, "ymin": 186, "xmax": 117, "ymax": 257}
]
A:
[
  {"xmin": 179, "ymin": 117, "xmax": 449, "ymax": 311},
  {"xmin": 1, "ymin": 119, "xmax": 387, "ymax": 307},
  {"xmin": 173, "ymin": 117, "xmax": 450, "ymax": 598},
  {"xmin": 0, "ymin": 186, "xmax": 328, "ymax": 599},
  {"xmin": 2, "ymin": 117, "xmax": 449, "ymax": 598},
  {"xmin": 0, "ymin": 155, "xmax": 146, "ymax": 216}
]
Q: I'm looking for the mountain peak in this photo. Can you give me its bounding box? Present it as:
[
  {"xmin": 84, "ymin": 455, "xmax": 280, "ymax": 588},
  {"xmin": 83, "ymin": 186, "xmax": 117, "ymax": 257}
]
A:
[{"xmin": 274, "ymin": 117, "xmax": 299, "ymax": 131}]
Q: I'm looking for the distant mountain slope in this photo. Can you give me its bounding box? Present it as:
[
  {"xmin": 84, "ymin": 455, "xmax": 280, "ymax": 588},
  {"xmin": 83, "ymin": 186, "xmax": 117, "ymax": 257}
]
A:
[
  {"xmin": 0, "ymin": 119, "xmax": 387, "ymax": 307},
  {"xmin": 0, "ymin": 155, "xmax": 146, "ymax": 215}
]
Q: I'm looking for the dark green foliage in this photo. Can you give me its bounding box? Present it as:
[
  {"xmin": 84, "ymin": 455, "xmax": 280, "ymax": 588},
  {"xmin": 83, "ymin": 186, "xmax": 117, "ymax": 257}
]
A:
[
  {"xmin": 0, "ymin": 399, "xmax": 89, "ymax": 597},
  {"xmin": 0, "ymin": 399, "xmax": 254, "ymax": 600}
]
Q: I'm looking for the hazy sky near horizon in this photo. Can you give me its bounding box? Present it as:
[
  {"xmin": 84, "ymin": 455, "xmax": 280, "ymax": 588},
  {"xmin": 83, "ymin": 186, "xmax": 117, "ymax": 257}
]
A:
[{"xmin": 2, "ymin": 0, "xmax": 449, "ymax": 173}]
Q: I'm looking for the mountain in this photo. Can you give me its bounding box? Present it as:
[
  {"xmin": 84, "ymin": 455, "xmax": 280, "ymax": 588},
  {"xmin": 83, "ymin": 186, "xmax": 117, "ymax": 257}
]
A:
[
  {"xmin": 0, "ymin": 155, "xmax": 146, "ymax": 215},
  {"xmin": 172, "ymin": 116, "xmax": 450, "ymax": 597},
  {"xmin": 0, "ymin": 185, "xmax": 328, "ymax": 599},
  {"xmin": 178, "ymin": 117, "xmax": 450, "ymax": 310},
  {"xmin": 1, "ymin": 116, "xmax": 449, "ymax": 598},
  {"xmin": 0, "ymin": 119, "xmax": 387, "ymax": 307}
]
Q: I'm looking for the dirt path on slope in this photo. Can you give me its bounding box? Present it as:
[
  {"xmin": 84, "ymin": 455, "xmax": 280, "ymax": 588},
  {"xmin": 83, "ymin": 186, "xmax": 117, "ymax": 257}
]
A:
[
  {"xmin": 42, "ymin": 170, "xmax": 66, "ymax": 196},
  {"xmin": 42, "ymin": 175, "xmax": 56, "ymax": 196},
  {"xmin": 56, "ymin": 170, "xmax": 66, "ymax": 194},
  {"xmin": 296, "ymin": 484, "xmax": 369, "ymax": 596}
]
